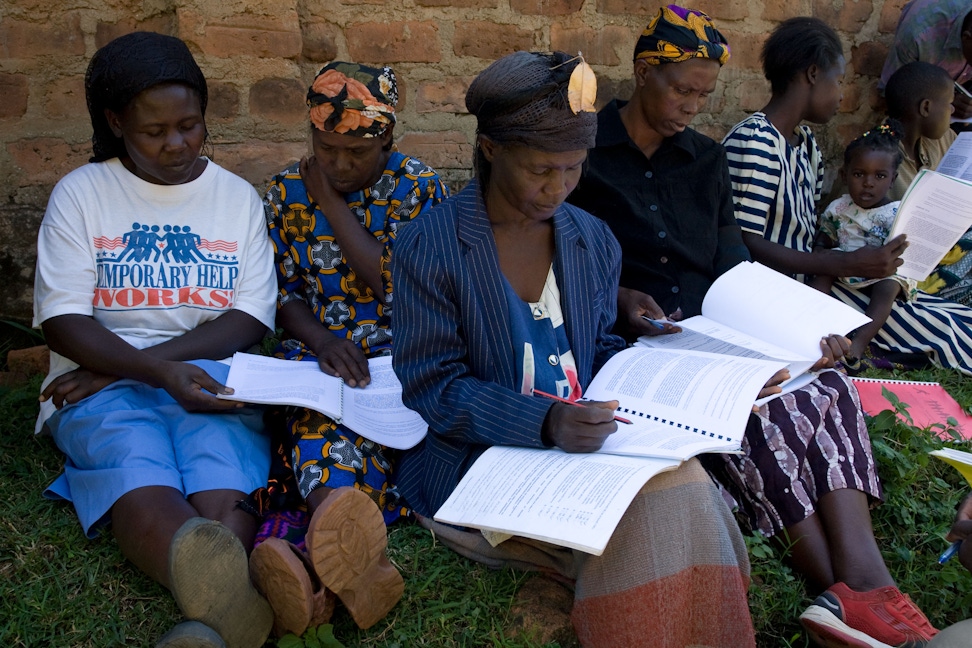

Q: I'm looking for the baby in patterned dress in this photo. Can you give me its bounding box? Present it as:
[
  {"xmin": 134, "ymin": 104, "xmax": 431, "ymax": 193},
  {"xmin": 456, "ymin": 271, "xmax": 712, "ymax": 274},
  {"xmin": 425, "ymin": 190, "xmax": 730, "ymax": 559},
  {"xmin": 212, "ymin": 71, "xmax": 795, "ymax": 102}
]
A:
[{"xmin": 812, "ymin": 122, "xmax": 917, "ymax": 361}]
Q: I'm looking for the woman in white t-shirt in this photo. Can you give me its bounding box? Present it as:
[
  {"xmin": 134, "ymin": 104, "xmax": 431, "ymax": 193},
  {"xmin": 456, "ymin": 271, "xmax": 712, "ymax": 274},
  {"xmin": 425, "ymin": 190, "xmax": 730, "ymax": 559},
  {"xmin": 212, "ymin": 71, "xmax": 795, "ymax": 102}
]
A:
[{"xmin": 33, "ymin": 32, "xmax": 276, "ymax": 648}]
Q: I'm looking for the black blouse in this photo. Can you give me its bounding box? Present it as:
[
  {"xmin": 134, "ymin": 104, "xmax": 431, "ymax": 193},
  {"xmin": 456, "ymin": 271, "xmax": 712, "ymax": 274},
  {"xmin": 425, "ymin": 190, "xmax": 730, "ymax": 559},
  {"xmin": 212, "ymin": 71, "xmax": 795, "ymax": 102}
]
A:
[{"xmin": 569, "ymin": 99, "xmax": 749, "ymax": 320}]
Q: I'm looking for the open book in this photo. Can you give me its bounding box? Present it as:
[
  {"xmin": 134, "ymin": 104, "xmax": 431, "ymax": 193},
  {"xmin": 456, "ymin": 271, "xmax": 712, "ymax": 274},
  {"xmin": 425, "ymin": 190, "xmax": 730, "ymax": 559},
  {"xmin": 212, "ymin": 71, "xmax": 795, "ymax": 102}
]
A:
[
  {"xmin": 433, "ymin": 344, "xmax": 787, "ymax": 554},
  {"xmin": 929, "ymin": 448, "xmax": 972, "ymax": 488},
  {"xmin": 936, "ymin": 131, "xmax": 972, "ymax": 181},
  {"xmin": 889, "ymin": 169, "xmax": 972, "ymax": 281},
  {"xmin": 635, "ymin": 261, "xmax": 871, "ymax": 401},
  {"xmin": 220, "ymin": 352, "xmax": 427, "ymax": 450}
]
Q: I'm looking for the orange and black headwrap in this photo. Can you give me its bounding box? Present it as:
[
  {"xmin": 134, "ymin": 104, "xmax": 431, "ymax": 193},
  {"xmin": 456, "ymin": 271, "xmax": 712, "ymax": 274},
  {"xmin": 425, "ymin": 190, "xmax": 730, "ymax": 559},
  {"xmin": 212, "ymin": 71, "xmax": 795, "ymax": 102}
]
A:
[
  {"xmin": 307, "ymin": 61, "xmax": 397, "ymax": 138},
  {"xmin": 634, "ymin": 5, "xmax": 730, "ymax": 66}
]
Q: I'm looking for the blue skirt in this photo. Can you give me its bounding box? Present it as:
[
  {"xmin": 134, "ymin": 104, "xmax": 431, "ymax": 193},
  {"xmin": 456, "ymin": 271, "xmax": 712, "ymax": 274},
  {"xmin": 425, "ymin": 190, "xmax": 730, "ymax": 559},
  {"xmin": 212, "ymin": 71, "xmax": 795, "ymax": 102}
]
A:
[{"xmin": 44, "ymin": 360, "xmax": 270, "ymax": 538}]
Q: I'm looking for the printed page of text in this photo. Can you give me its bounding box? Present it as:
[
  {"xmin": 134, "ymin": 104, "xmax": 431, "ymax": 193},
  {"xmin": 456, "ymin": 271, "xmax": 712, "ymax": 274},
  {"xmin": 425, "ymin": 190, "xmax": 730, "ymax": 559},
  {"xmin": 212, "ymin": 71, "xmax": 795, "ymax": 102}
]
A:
[
  {"xmin": 700, "ymin": 262, "xmax": 871, "ymax": 359},
  {"xmin": 890, "ymin": 170, "xmax": 972, "ymax": 281},
  {"xmin": 220, "ymin": 352, "xmax": 342, "ymax": 418},
  {"xmin": 341, "ymin": 356, "xmax": 428, "ymax": 450},
  {"xmin": 434, "ymin": 446, "xmax": 679, "ymax": 555},
  {"xmin": 584, "ymin": 346, "xmax": 786, "ymax": 443}
]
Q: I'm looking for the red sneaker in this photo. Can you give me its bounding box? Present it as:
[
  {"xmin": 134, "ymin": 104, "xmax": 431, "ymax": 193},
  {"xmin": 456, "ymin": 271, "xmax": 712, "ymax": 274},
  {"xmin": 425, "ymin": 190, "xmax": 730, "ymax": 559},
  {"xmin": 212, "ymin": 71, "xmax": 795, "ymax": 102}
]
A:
[{"xmin": 799, "ymin": 582, "xmax": 938, "ymax": 648}]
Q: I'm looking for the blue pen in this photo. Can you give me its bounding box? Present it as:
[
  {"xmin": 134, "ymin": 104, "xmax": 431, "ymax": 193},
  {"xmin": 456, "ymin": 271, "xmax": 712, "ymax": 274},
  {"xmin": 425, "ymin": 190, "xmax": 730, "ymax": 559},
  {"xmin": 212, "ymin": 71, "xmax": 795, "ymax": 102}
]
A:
[
  {"xmin": 641, "ymin": 316, "xmax": 667, "ymax": 330},
  {"xmin": 939, "ymin": 540, "xmax": 962, "ymax": 564}
]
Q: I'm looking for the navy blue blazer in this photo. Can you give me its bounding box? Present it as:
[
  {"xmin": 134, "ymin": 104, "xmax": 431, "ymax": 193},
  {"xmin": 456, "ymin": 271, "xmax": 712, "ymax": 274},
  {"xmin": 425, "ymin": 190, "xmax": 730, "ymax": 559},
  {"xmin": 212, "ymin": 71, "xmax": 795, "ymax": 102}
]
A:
[{"xmin": 391, "ymin": 179, "xmax": 626, "ymax": 517}]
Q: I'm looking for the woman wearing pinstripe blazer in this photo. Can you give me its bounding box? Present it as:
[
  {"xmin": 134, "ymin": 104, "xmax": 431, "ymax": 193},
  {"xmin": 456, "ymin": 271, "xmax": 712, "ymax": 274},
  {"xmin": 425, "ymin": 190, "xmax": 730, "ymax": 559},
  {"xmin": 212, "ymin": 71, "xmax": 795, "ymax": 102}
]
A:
[{"xmin": 390, "ymin": 51, "xmax": 756, "ymax": 648}]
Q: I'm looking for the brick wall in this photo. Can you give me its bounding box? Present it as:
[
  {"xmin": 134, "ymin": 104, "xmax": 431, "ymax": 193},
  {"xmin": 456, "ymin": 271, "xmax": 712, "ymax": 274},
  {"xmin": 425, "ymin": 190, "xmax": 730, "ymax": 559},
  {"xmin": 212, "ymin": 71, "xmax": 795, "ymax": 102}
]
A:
[{"xmin": 0, "ymin": 0, "xmax": 905, "ymax": 321}]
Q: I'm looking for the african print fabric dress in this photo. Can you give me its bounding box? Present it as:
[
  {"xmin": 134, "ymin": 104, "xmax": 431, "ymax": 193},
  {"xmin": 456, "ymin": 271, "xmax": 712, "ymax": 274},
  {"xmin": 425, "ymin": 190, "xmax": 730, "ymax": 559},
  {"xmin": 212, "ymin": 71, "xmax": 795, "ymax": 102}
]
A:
[
  {"xmin": 264, "ymin": 151, "xmax": 448, "ymax": 524},
  {"xmin": 724, "ymin": 112, "xmax": 972, "ymax": 376}
]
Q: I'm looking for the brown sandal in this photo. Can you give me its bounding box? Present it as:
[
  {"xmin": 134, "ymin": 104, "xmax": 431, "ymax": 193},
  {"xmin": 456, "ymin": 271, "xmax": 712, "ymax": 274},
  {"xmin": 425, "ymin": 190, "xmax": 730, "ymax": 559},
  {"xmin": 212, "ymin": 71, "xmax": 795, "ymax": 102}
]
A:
[
  {"xmin": 249, "ymin": 537, "xmax": 335, "ymax": 637},
  {"xmin": 304, "ymin": 487, "xmax": 404, "ymax": 629}
]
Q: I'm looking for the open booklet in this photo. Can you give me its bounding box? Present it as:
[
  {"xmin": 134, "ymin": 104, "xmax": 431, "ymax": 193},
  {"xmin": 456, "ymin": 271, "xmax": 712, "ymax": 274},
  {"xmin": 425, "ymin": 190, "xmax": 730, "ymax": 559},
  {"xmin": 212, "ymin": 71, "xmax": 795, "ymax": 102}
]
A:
[
  {"xmin": 635, "ymin": 261, "xmax": 871, "ymax": 402},
  {"xmin": 433, "ymin": 344, "xmax": 787, "ymax": 554},
  {"xmin": 936, "ymin": 131, "xmax": 972, "ymax": 181},
  {"xmin": 929, "ymin": 448, "xmax": 972, "ymax": 488},
  {"xmin": 219, "ymin": 352, "xmax": 427, "ymax": 450},
  {"xmin": 889, "ymin": 169, "xmax": 972, "ymax": 281}
]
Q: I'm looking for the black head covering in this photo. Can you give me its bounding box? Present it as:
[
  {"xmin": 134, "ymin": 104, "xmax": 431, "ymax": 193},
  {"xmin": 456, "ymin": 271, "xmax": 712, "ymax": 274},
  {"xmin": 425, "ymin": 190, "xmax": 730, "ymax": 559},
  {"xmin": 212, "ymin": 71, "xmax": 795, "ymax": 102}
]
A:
[
  {"xmin": 85, "ymin": 31, "xmax": 208, "ymax": 162},
  {"xmin": 465, "ymin": 51, "xmax": 597, "ymax": 153}
]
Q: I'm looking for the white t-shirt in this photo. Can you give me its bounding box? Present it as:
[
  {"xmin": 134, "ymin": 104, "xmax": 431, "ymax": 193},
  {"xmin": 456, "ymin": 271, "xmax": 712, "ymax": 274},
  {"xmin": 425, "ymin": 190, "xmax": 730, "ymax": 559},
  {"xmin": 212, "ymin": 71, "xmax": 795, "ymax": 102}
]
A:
[{"xmin": 33, "ymin": 157, "xmax": 277, "ymax": 430}]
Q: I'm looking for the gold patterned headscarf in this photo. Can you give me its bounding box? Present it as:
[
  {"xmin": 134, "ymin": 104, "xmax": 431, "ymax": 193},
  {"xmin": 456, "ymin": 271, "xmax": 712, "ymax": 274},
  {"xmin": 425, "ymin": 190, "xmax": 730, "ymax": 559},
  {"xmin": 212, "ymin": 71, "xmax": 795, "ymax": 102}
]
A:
[
  {"xmin": 306, "ymin": 61, "xmax": 397, "ymax": 137},
  {"xmin": 634, "ymin": 5, "xmax": 730, "ymax": 66}
]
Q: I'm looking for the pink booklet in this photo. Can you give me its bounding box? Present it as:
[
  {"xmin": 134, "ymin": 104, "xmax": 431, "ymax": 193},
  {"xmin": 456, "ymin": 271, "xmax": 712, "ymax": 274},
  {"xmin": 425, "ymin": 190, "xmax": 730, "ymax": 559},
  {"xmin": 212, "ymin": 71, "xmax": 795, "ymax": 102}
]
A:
[{"xmin": 850, "ymin": 377, "xmax": 972, "ymax": 440}]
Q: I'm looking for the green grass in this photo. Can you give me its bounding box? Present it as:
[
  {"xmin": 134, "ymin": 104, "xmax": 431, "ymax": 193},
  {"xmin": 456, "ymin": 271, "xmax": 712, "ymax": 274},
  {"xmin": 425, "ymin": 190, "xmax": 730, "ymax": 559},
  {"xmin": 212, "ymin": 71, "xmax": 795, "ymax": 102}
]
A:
[{"xmin": 2, "ymin": 345, "xmax": 971, "ymax": 647}]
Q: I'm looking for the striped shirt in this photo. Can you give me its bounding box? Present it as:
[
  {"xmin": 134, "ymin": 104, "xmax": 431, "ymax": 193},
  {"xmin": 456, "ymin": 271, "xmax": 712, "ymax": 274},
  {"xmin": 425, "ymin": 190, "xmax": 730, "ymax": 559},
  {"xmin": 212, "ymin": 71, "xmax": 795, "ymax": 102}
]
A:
[{"xmin": 722, "ymin": 112, "xmax": 823, "ymax": 254}]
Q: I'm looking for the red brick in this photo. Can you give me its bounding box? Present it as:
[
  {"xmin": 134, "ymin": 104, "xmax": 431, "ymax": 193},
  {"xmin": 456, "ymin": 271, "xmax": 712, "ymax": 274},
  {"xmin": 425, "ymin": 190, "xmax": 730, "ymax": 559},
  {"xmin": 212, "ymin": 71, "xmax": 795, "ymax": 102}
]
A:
[
  {"xmin": 180, "ymin": 12, "xmax": 302, "ymax": 59},
  {"xmin": 879, "ymin": 0, "xmax": 909, "ymax": 33},
  {"xmin": 301, "ymin": 22, "xmax": 340, "ymax": 63},
  {"xmin": 453, "ymin": 21, "xmax": 535, "ymax": 59},
  {"xmin": 721, "ymin": 30, "xmax": 767, "ymax": 72},
  {"xmin": 42, "ymin": 76, "xmax": 85, "ymax": 120},
  {"xmin": 701, "ymin": 79, "xmax": 728, "ymax": 114},
  {"xmin": 838, "ymin": 79, "xmax": 863, "ymax": 113},
  {"xmin": 762, "ymin": 0, "xmax": 813, "ymax": 22},
  {"xmin": 0, "ymin": 14, "xmax": 85, "ymax": 58},
  {"xmin": 696, "ymin": 0, "xmax": 750, "ymax": 21},
  {"xmin": 248, "ymin": 78, "xmax": 307, "ymax": 125},
  {"xmin": 0, "ymin": 74, "xmax": 29, "ymax": 121},
  {"xmin": 837, "ymin": 121, "xmax": 868, "ymax": 148},
  {"xmin": 512, "ymin": 0, "xmax": 584, "ymax": 15},
  {"xmin": 597, "ymin": 0, "xmax": 652, "ymax": 15},
  {"xmin": 207, "ymin": 81, "xmax": 241, "ymax": 121},
  {"xmin": 551, "ymin": 25, "xmax": 636, "ymax": 66},
  {"xmin": 348, "ymin": 22, "xmax": 441, "ymax": 64},
  {"xmin": 217, "ymin": 141, "xmax": 308, "ymax": 188},
  {"xmin": 813, "ymin": 0, "xmax": 873, "ymax": 34},
  {"xmin": 850, "ymin": 40, "xmax": 888, "ymax": 77},
  {"xmin": 7, "ymin": 138, "xmax": 89, "ymax": 186},
  {"xmin": 95, "ymin": 15, "xmax": 178, "ymax": 48},
  {"xmin": 7, "ymin": 346, "xmax": 49, "ymax": 376},
  {"xmin": 396, "ymin": 131, "xmax": 473, "ymax": 170},
  {"xmin": 597, "ymin": 76, "xmax": 635, "ymax": 107},
  {"xmin": 418, "ymin": 0, "xmax": 490, "ymax": 6},
  {"xmin": 735, "ymin": 77, "xmax": 771, "ymax": 112},
  {"xmin": 694, "ymin": 122, "xmax": 728, "ymax": 142},
  {"xmin": 416, "ymin": 77, "xmax": 474, "ymax": 114},
  {"xmin": 867, "ymin": 83, "xmax": 887, "ymax": 111}
]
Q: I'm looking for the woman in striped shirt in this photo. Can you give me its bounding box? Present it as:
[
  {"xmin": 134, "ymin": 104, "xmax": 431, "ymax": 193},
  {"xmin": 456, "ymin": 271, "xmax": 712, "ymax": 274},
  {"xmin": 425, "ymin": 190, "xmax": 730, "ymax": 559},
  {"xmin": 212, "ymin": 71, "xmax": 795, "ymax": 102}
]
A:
[{"xmin": 724, "ymin": 17, "xmax": 972, "ymax": 378}]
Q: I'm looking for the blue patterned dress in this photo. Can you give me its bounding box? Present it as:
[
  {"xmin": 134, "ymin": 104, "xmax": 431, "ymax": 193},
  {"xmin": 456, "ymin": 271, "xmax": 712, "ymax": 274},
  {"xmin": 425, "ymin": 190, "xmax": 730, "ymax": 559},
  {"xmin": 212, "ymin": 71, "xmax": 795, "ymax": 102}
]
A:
[{"xmin": 264, "ymin": 151, "xmax": 448, "ymax": 522}]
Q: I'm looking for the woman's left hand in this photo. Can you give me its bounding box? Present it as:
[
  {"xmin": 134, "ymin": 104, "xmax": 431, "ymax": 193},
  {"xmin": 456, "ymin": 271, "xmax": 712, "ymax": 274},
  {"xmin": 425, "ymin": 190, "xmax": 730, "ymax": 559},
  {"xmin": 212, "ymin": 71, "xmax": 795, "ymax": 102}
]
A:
[
  {"xmin": 947, "ymin": 494, "xmax": 972, "ymax": 573},
  {"xmin": 40, "ymin": 368, "xmax": 119, "ymax": 409},
  {"xmin": 810, "ymin": 334, "xmax": 851, "ymax": 371},
  {"xmin": 756, "ymin": 368, "xmax": 790, "ymax": 401}
]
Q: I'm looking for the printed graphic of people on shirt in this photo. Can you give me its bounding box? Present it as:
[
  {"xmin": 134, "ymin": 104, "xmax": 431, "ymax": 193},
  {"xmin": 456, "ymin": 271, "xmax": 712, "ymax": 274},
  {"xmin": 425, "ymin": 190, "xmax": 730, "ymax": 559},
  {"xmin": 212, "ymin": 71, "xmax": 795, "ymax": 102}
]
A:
[
  {"xmin": 120, "ymin": 223, "xmax": 162, "ymax": 263},
  {"xmin": 162, "ymin": 225, "xmax": 207, "ymax": 264},
  {"xmin": 93, "ymin": 222, "xmax": 240, "ymax": 311}
]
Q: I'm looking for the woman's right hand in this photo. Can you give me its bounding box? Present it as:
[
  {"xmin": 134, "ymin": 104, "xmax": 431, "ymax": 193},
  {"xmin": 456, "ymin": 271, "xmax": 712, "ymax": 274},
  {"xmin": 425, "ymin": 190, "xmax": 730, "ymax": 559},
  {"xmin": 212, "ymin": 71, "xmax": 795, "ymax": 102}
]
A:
[
  {"xmin": 310, "ymin": 332, "xmax": 371, "ymax": 387},
  {"xmin": 542, "ymin": 400, "xmax": 618, "ymax": 453},
  {"xmin": 947, "ymin": 493, "xmax": 972, "ymax": 573},
  {"xmin": 844, "ymin": 235, "xmax": 907, "ymax": 278},
  {"xmin": 617, "ymin": 286, "xmax": 681, "ymax": 337},
  {"xmin": 156, "ymin": 361, "xmax": 246, "ymax": 412}
]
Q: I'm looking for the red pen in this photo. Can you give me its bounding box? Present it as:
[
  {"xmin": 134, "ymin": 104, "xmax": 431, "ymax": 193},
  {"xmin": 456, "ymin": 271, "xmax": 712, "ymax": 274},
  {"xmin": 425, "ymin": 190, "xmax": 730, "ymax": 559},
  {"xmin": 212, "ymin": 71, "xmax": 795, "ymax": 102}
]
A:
[{"xmin": 532, "ymin": 389, "xmax": 633, "ymax": 424}]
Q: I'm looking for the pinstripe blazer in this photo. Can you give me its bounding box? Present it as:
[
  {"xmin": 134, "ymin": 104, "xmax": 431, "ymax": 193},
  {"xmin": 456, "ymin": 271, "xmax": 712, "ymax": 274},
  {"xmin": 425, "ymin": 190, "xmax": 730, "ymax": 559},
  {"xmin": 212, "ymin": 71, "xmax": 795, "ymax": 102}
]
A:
[{"xmin": 391, "ymin": 179, "xmax": 626, "ymax": 517}]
